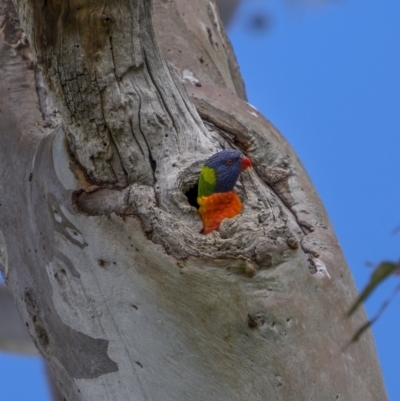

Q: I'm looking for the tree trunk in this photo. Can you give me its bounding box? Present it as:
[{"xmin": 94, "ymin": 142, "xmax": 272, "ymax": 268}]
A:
[
  {"xmin": 0, "ymin": 284, "xmax": 38, "ymax": 354},
  {"xmin": 0, "ymin": 0, "xmax": 387, "ymax": 400}
]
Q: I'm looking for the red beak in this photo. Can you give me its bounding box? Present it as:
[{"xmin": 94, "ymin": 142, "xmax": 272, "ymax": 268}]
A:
[{"xmin": 240, "ymin": 156, "xmax": 252, "ymax": 171}]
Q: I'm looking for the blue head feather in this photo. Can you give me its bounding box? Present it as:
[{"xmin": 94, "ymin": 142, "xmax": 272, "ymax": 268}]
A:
[{"xmin": 205, "ymin": 149, "xmax": 244, "ymax": 193}]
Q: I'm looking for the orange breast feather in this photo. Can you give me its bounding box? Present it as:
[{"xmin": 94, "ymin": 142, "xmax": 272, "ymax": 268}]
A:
[{"xmin": 197, "ymin": 190, "xmax": 242, "ymax": 234}]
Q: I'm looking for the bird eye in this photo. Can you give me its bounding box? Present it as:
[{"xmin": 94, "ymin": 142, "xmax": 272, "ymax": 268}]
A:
[
  {"xmin": 226, "ymin": 160, "xmax": 233, "ymax": 165},
  {"xmin": 240, "ymin": 154, "xmax": 244, "ymax": 159}
]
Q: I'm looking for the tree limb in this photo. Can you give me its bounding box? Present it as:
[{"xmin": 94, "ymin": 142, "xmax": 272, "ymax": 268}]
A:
[{"xmin": 0, "ymin": 0, "xmax": 388, "ymax": 400}]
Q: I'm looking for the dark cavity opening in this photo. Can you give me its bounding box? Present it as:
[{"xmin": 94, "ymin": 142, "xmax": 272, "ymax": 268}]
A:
[
  {"xmin": 185, "ymin": 183, "xmax": 199, "ymax": 209},
  {"xmin": 149, "ymin": 153, "xmax": 157, "ymax": 172}
]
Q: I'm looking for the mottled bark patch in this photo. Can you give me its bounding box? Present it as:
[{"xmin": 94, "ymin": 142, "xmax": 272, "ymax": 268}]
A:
[
  {"xmin": 24, "ymin": 288, "xmax": 118, "ymax": 378},
  {"xmin": 0, "ymin": 0, "xmax": 33, "ymax": 67}
]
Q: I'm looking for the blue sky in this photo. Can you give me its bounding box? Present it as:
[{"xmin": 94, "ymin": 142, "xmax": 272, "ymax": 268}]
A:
[
  {"xmin": 1, "ymin": 0, "xmax": 399, "ymax": 399},
  {"xmin": 230, "ymin": 0, "xmax": 400, "ymax": 399}
]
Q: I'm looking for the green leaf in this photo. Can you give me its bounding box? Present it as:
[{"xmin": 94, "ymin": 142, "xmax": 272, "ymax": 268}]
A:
[
  {"xmin": 348, "ymin": 282, "xmax": 400, "ymax": 344},
  {"xmin": 349, "ymin": 320, "xmax": 373, "ymax": 344},
  {"xmin": 347, "ymin": 261, "xmax": 397, "ymax": 317}
]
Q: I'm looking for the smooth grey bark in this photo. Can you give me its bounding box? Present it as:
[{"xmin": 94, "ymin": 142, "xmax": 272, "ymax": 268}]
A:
[
  {"xmin": 217, "ymin": 0, "xmax": 241, "ymax": 26},
  {"xmin": 0, "ymin": 283, "xmax": 63, "ymax": 401},
  {"xmin": 0, "ymin": 285, "xmax": 38, "ymax": 354},
  {"xmin": 0, "ymin": 0, "xmax": 387, "ymax": 401}
]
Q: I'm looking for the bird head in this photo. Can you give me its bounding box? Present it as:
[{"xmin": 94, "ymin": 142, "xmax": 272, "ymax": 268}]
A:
[{"xmin": 198, "ymin": 149, "xmax": 252, "ymax": 197}]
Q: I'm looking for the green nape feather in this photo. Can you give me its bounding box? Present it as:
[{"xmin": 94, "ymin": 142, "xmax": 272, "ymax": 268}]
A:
[{"xmin": 198, "ymin": 166, "xmax": 216, "ymax": 198}]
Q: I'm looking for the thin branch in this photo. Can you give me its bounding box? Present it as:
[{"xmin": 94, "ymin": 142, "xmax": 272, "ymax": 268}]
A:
[{"xmin": 348, "ymin": 283, "xmax": 400, "ymax": 345}]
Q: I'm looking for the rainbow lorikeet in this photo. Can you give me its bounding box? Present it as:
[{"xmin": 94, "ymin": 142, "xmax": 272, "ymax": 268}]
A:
[{"xmin": 197, "ymin": 149, "xmax": 252, "ymax": 234}]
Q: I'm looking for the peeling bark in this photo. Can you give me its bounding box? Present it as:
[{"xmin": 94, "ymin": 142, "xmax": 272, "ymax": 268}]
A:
[{"xmin": 0, "ymin": 0, "xmax": 388, "ymax": 400}]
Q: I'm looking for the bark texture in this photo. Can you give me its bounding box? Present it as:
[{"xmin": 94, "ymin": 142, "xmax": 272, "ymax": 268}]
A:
[
  {"xmin": 0, "ymin": 0, "xmax": 387, "ymax": 400},
  {"xmin": 0, "ymin": 285, "xmax": 38, "ymax": 354}
]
